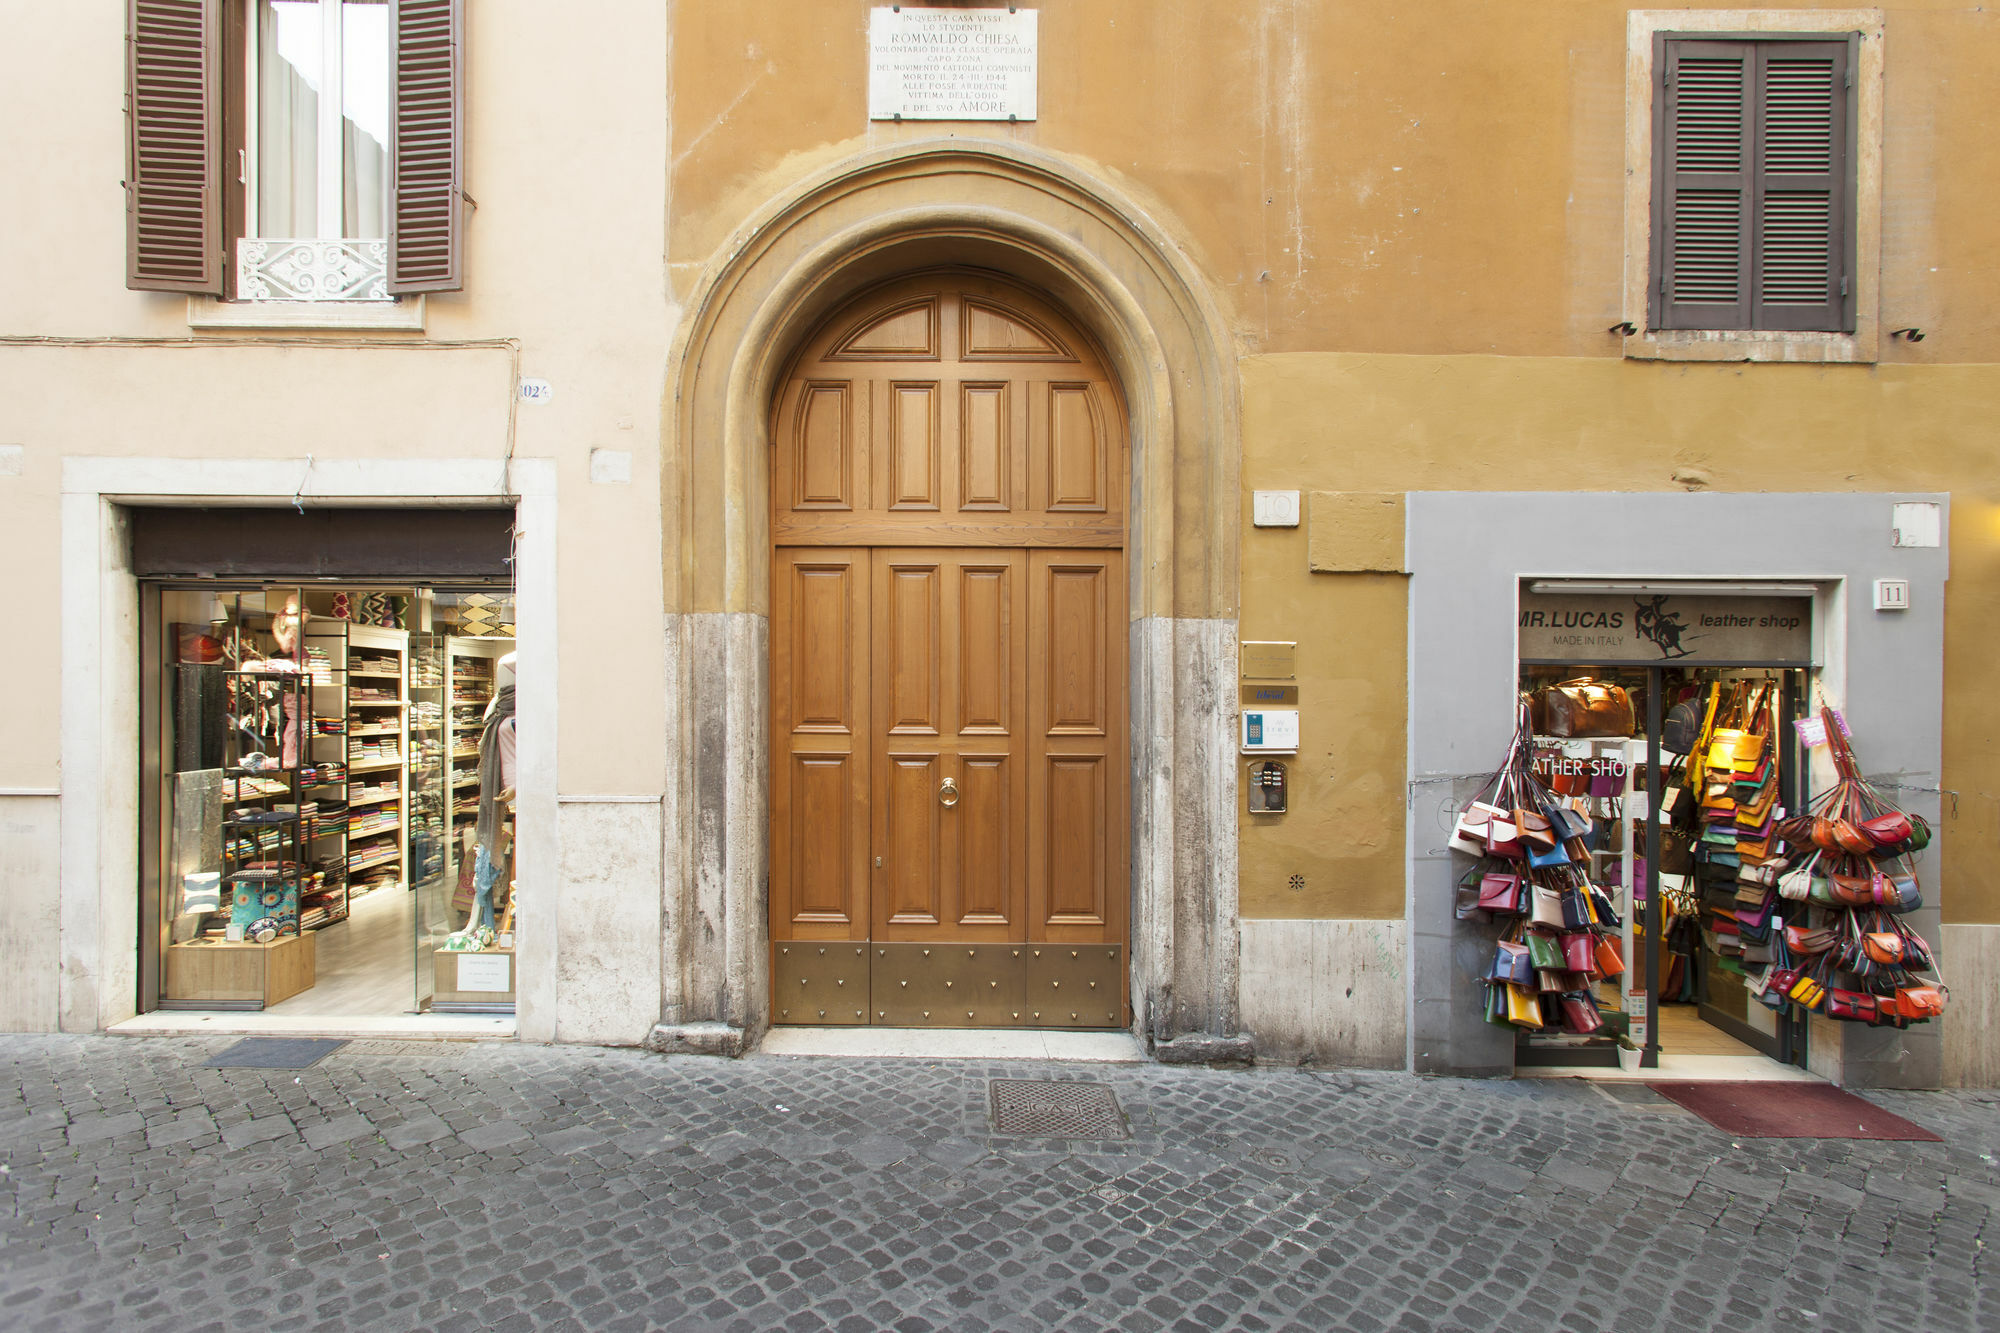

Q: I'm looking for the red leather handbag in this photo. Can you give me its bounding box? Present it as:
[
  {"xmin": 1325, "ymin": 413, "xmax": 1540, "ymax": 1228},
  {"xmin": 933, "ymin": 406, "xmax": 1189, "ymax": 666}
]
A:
[
  {"xmin": 1822, "ymin": 989, "xmax": 1881, "ymax": 1024},
  {"xmin": 1477, "ymin": 871, "xmax": 1524, "ymax": 914},
  {"xmin": 1560, "ymin": 932, "xmax": 1595, "ymax": 973}
]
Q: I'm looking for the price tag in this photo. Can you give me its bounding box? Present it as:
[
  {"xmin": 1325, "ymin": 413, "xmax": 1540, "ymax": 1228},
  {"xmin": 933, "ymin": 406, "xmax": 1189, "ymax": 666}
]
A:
[{"xmin": 1794, "ymin": 717, "xmax": 1828, "ymax": 748}]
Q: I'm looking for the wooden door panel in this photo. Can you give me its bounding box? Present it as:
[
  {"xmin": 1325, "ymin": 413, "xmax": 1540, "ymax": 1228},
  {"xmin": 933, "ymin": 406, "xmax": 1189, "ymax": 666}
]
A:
[
  {"xmin": 1044, "ymin": 755, "xmax": 1107, "ymax": 925},
  {"xmin": 1042, "ymin": 563, "xmax": 1107, "ymax": 735},
  {"xmin": 955, "ymin": 560, "xmax": 1013, "ymax": 734},
  {"xmin": 1044, "ymin": 383, "xmax": 1107, "ymax": 512},
  {"xmin": 957, "ymin": 382, "xmax": 1011, "ymax": 512},
  {"xmin": 788, "ymin": 382, "xmax": 856, "ymax": 511},
  {"xmin": 1028, "ymin": 550, "xmax": 1126, "ymax": 943},
  {"xmin": 886, "ymin": 382, "xmax": 941, "ymax": 511},
  {"xmin": 880, "ymin": 752, "xmax": 942, "ymax": 926},
  {"xmin": 770, "ymin": 548, "xmax": 869, "ymax": 940},
  {"xmin": 788, "ymin": 562, "xmax": 859, "ymax": 732},
  {"xmin": 879, "ymin": 560, "xmax": 941, "ymax": 735},
  {"xmin": 791, "ymin": 756, "xmax": 856, "ymax": 922},
  {"xmin": 956, "ymin": 754, "xmax": 1012, "ymax": 925}
]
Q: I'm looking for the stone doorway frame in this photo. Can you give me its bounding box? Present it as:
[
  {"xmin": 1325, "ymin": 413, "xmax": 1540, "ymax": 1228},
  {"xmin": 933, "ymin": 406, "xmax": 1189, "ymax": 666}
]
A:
[{"xmin": 652, "ymin": 141, "xmax": 1247, "ymax": 1060}]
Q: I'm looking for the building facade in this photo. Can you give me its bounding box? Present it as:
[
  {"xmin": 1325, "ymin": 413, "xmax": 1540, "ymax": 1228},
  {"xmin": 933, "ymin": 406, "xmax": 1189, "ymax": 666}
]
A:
[{"xmin": 1, "ymin": 1, "xmax": 1994, "ymax": 1087}]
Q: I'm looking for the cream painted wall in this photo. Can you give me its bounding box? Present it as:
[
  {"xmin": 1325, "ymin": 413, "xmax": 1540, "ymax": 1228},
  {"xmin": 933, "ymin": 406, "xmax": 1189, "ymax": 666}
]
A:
[{"xmin": 0, "ymin": 1, "xmax": 675, "ymax": 798}]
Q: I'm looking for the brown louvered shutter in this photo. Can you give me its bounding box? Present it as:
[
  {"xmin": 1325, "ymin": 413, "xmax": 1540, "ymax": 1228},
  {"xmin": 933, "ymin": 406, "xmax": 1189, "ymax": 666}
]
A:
[
  {"xmin": 125, "ymin": 0, "xmax": 221, "ymax": 294},
  {"xmin": 389, "ymin": 0, "xmax": 464, "ymax": 293},
  {"xmin": 1654, "ymin": 35, "xmax": 1855, "ymax": 333},
  {"xmin": 1654, "ymin": 39, "xmax": 1753, "ymax": 330},
  {"xmin": 1751, "ymin": 41, "xmax": 1851, "ymax": 332}
]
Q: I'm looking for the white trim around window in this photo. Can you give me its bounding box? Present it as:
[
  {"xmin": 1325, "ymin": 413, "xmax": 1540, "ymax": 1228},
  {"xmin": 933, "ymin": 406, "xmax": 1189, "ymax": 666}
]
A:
[{"xmin": 1621, "ymin": 9, "xmax": 1885, "ymax": 363}]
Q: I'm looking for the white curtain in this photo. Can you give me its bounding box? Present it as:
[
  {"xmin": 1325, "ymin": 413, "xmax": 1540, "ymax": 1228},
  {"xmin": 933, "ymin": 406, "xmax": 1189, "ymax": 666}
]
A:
[{"xmin": 256, "ymin": 2, "xmax": 319, "ymax": 237}]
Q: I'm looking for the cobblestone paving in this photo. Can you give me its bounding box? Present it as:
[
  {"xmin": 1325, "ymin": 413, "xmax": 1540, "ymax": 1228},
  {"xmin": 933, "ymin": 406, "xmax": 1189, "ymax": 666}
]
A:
[{"xmin": 3, "ymin": 1035, "xmax": 1997, "ymax": 1331}]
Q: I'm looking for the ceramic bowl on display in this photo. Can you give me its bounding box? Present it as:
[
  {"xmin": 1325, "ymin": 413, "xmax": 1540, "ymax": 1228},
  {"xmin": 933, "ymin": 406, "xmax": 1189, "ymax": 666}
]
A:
[{"xmin": 247, "ymin": 917, "xmax": 280, "ymax": 944}]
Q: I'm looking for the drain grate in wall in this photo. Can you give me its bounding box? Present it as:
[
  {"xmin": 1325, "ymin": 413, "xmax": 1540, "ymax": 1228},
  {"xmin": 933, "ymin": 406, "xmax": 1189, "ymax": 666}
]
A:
[{"xmin": 989, "ymin": 1079, "xmax": 1129, "ymax": 1139}]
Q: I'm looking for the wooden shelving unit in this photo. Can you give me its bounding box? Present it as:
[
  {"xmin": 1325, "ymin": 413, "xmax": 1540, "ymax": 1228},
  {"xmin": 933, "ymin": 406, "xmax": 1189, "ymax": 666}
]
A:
[{"xmin": 343, "ymin": 627, "xmax": 410, "ymax": 901}]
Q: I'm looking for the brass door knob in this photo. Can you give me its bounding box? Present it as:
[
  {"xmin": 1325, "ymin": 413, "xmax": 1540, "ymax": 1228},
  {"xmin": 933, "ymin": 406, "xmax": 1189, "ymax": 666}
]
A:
[{"xmin": 939, "ymin": 776, "xmax": 960, "ymax": 807}]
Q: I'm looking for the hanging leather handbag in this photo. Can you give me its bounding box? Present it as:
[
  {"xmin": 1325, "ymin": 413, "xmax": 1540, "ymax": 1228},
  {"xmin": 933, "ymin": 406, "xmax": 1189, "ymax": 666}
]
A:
[
  {"xmin": 1514, "ymin": 806, "xmax": 1558, "ymax": 850},
  {"xmin": 1833, "ymin": 819, "xmax": 1875, "ymax": 856},
  {"xmin": 1777, "ymin": 853, "xmax": 1818, "ymax": 902},
  {"xmin": 1490, "ymin": 939, "xmax": 1535, "ymax": 986},
  {"xmin": 1558, "ymin": 993, "xmax": 1605, "ymax": 1035},
  {"xmin": 1543, "ymin": 679, "xmax": 1635, "ymax": 738},
  {"xmin": 1764, "ymin": 965, "xmax": 1803, "ymax": 997},
  {"xmin": 1560, "ymin": 931, "xmax": 1596, "ymax": 973},
  {"xmin": 1594, "ymin": 935, "xmax": 1626, "ymax": 978},
  {"xmin": 1902, "ymin": 814, "xmax": 1933, "ymax": 853},
  {"xmin": 1486, "ymin": 815, "xmax": 1524, "ymax": 860},
  {"xmin": 1505, "ymin": 983, "xmax": 1545, "ymax": 1028},
  {"xmin": 1478, "ymin": 871, "xmax": 1525, "ymax": 914},
  {"xmin": 1530, "ymin": 885, "xmax": 1565, "ymax": 930},
  {"xmin": 1550, "ymin": 802, "xmax": 1592, "ymax": 842},
  {"xmin": 1891, "ymin": 984, "xmax": 1946, "ymax": 1020},
  {"xmin": 1785, "ymin": 924, "xmax": 1837, "ymax": 955},
  {"xmin": 1663, "ymin": 697, "xmax": 1703, "ymax": 754},
  {"xmin": 1786, "ymin": 970, "xmax": 1828, "ymax": 1010},
  {"xmin": 1860, "ymin": 811, "xmax": 1912, "ymax": 850},
  {"xmin": 1560, "ymin": 889, "xmax": 1593, "ymax": 930},
  {"xmin": 1861, "ymin": 930, "xmax": 1912, "ymax": 967},
  {"xmin": 1822, "ymin": 990, "xmax": 1881, "ymax": 1024},
  {"xmin": 1450, "ymin": 800, "xmax": 1507, "ymax": 856},
  {"xmin": 1881, "ymin": 873, "xmax": 1922, "ymax": 914},
  {"xmin": 1775, "ymin": 813, "xmax": 1818, "ymax": 851},
  {"xmin": 1526, "ymin": 839, "xmax": 1571, "ymax": 869},
  {"xmin": 1526, "ymin": 929, "xmax": 1565, "ymax": 971},
  {"xmin": 1737, "ymin": 860, "xmax": 1782, "ymax": 889},
  {"xmin": 1830, "ymin": 869, "xmax": 1878, "ymax": 908}
]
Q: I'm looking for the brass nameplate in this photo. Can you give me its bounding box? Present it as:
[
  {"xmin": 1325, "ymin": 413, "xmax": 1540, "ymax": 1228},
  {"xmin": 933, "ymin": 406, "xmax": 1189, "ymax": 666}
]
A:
[
  {"xmin": 1242, "ymin": 684, "xmax": 1298, "ymax": 706},
  {"xmin": 1240, "ymin": 641, "xmax": 1297, "ymax": 680}
]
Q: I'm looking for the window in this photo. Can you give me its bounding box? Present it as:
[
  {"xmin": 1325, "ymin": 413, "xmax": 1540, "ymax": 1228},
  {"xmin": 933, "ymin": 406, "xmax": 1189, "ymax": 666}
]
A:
[
  {"xmin": 125, "ymin": 0, "xmax": 463, "ymax": 301},
  {"xmin": 1650, "ymin": 34, "xmax": 1856, "ymax": 333}
]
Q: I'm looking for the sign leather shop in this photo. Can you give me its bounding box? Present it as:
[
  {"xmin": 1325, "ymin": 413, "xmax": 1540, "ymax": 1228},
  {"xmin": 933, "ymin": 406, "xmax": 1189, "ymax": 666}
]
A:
[{"xmin": 1518, "ymin": 592, "xmax": 1811, "ymax": 665}]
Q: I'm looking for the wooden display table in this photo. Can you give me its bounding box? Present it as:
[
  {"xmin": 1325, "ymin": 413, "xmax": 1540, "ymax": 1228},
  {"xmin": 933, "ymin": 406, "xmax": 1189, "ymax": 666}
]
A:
[{"xmin": 163, "ymin": 934, "xmax": 316, "ymax": 1010}]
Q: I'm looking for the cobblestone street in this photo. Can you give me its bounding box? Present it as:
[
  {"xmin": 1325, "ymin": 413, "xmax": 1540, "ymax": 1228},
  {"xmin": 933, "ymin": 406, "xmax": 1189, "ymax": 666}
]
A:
[{"xmin": 2, "ymin": 1035, "xmax": 1997, "ymax": 1332}]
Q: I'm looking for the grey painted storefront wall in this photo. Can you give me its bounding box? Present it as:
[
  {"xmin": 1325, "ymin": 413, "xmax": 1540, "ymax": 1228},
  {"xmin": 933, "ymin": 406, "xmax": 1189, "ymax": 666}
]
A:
[{"xmin": 1405, "ymin": 492, "xmax": 1949, "ymax": 1085}]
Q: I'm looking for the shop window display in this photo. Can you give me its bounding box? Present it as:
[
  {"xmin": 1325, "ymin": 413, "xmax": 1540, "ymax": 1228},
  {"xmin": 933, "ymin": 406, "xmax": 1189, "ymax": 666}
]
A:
[{"xmin": 147, "ymin": 584, "xmax": 517, "ymax": 1015}]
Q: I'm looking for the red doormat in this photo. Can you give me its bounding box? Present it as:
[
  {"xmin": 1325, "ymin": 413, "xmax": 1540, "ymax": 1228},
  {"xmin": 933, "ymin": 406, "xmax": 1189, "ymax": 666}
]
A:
[{"xmin": 1647, "ymin": 1081, "xmax": 1941, "ymax": 1140}]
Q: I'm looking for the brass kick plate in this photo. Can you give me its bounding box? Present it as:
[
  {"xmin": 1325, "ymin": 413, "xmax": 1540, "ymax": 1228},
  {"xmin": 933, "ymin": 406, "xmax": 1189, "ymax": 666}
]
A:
[
  {"xmin": 865, "ymin": 943, "xmax": 1126, "ymax": 1029},
  {"xmin": 770, "ymin": 943, "xmax": 870, "ymax": 1025}
]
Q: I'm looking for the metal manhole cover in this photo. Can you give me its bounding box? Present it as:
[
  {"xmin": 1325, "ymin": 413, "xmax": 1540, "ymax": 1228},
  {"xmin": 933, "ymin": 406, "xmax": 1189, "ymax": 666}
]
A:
[
  {"xmin": 203, "ymin": 1038, "xmax": 347, "ymax": 1069},
  {"xmin": 989, "ymin": 1079, "xmax": 1129, "ymax": 1140}
]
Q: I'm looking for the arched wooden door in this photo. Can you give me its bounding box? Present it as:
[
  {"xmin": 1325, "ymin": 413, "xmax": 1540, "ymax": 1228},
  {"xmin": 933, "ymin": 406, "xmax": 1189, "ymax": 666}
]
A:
[{"xmin": 769, "ymin": 274, "xmax": 1129, "ymax": 1028}]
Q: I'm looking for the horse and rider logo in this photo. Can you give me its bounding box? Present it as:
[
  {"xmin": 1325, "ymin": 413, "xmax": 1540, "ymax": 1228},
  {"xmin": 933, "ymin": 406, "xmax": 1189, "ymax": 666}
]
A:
[{"xmin": 1632, "ymin": 595, "xmax": 1696, "ymax": 659}]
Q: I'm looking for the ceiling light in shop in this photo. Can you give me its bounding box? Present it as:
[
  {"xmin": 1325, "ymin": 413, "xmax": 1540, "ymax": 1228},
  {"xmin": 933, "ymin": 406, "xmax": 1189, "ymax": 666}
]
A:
[{"xmin": 1526, "ymin": 580, "xmax": 1821, "ymax": 597}]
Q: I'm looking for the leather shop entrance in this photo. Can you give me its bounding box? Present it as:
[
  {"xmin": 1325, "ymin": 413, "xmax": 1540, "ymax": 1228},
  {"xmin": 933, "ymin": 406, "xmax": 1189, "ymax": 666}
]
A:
[
  {"xmin": 1512, "ymin": 580, "xmax": 1821, "ymax": 1072},
  {"xmin": 767, "ymin": 272, "xmax": 1130, "ymax": 1029}
]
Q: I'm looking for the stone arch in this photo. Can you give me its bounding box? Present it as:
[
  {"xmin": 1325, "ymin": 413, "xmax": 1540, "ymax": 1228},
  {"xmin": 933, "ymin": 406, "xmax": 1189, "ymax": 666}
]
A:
[{"xmin": 654, "ymin": 140, "xmax": 1246, "ymax": 1061}]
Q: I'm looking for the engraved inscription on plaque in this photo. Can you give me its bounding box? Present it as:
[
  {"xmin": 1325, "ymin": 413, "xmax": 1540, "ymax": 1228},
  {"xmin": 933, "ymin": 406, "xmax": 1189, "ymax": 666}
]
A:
[{"xmin": 868, "ymin": 7, "xmax": 1038, "ymax": 122}]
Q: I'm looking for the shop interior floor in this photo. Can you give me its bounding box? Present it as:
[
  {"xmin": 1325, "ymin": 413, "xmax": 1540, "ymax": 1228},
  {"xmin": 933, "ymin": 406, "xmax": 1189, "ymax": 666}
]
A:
[{"xmin": 264, "ymin": 883, "xmax": 416, "ymax": 1018}]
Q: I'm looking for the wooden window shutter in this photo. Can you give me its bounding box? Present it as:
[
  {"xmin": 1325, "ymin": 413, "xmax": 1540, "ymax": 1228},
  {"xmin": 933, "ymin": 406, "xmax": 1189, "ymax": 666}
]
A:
[
  {"xmin": 125, "ymin": 0, "xmax": 221, "ymax": 294},
  {"xmin": 1654, "ymin": 35, "xmax": 1855, "ymax": 333},
  {"xmin": 1750, "ymin": 41, "xmax": 1851, "ymax": 332},
  {"xmin": 1654, "ymin": 39, "xmax": 1753, "ymax": 330},
  {"xmin": 389, "ymin": 0, "xmax": 464, "ymax": 293}
]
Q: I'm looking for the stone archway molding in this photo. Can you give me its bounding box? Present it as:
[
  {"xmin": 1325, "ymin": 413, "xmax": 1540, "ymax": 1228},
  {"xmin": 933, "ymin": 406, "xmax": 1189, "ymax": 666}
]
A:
[{"xmin": 652, "ymin": 139, "xmax": 1247, "ymax": 1062}]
